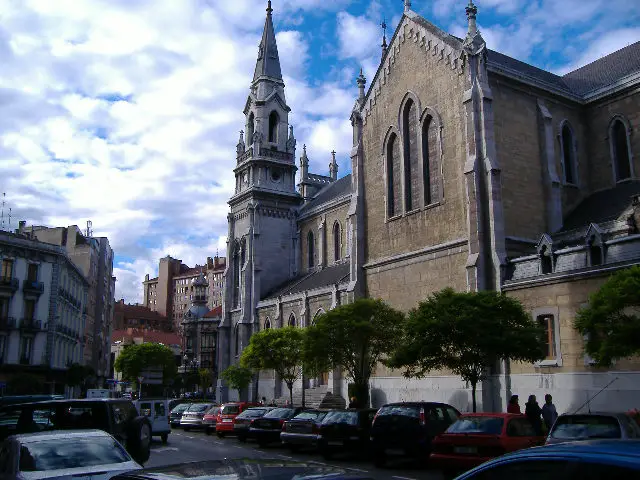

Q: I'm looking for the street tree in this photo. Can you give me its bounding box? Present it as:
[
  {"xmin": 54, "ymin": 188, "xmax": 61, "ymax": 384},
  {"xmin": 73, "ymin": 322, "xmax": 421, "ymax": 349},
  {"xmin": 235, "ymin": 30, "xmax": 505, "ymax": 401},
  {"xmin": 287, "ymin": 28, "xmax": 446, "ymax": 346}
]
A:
[
  {"xmin": 304, "ymin": 298, "xmax": 405, "ymax": 407},
  {"xmin": 114, "ymin": 343, "xmax": 177, "ymax": 385},
  {"xmin": 575, "ymin": 265, "xmax": 640, "ymax": 366},
  {"xmin": 220, "ymin": 364, "xmax": 253, "ymax": 394},
  {"xmin": 387, "ymin": 288, "xmax": 545, "ymax": 412},
  {"xmin": 240, "ymin": 327, "xmax": 305, "ymax": 405},
  {"xmin": 66, "ymin": 363, "xmax": 96, "ymax": 395},
  {"xmin": 198, "ymin": 368, "xmax": 213, "ymax": 393}
]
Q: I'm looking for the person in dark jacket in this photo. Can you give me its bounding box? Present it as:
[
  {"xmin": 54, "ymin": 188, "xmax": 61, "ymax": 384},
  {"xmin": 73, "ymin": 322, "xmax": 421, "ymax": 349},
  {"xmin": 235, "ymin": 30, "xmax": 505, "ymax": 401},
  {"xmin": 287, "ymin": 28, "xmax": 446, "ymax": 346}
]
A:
[
  {"xmin": 507, "ymin": 394, "xmax": 521, "ymax": 414},
  {"xmin": 525, "ymin": 394, "xmax": 543, "ymax": 435}
]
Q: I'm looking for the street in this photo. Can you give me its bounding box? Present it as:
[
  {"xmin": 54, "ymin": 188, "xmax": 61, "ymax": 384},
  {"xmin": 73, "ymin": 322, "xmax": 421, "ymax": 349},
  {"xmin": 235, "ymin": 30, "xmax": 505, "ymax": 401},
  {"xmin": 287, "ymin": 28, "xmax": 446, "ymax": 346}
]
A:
[{"xmin": 147, "ymin": 428, "xmax": 445, "ymax": 480}]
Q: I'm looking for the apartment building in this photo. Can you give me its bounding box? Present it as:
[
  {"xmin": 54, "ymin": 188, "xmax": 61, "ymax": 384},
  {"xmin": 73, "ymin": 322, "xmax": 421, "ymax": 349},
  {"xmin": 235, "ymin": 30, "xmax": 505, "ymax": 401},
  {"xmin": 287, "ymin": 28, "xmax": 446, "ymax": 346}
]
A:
[{"xmin": 114, "ymin": 299, "xmax": 171, "ymax": 331}]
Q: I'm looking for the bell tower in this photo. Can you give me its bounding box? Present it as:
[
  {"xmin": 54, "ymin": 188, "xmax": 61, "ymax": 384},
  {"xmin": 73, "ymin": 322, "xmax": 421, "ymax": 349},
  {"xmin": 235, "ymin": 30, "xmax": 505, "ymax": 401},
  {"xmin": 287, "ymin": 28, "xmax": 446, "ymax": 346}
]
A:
[{"xmin": 218, "ymin": 0, "xmax": 301, "ymax": 403}]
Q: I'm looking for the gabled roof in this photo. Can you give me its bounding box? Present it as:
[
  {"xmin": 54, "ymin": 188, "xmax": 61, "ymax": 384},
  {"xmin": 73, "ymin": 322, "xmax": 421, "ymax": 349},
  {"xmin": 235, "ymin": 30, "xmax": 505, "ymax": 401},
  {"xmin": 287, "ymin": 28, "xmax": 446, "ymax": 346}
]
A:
[
  {"xmin": 300, "ymin": 174, "xmax": 352, "ymax": 214},
  {"xmin": 562, "ymin": 41, "xmax": 640, "ymax": 96},
  {"xmin": 262, "ymin": 262, "xmax": 350, "ymax": 300},
  {"xmin": 253, "ymin": 2, "xmax": 282, "ymax": 82}
]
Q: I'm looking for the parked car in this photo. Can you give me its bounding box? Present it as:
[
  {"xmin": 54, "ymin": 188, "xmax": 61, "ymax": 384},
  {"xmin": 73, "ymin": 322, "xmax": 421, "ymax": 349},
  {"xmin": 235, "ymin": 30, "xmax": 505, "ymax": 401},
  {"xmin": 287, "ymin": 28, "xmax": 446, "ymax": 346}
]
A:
[
  {"xmin": 180, "ymin": 403, "xmax": 215, "ymax": 431},
  {"xmin": 1, "ymin": 429, "xmax": 142, "ymax": 479},
  {"xmin": 0, "ymin": 398, "xmax": 152, "ymax": 465},
  {"xmin": 203, "ymin": 406, "xmax": 221, "ymax": 435},
  {"xmin": 454, "ymin": 439, "xmax": 640, "ymax": 479},
  {"xmin": 233, "ymin": 407, "xmax": 275, "ymax": 441},
  {"xmin": 215, "ymin": 402, "xmax": 260, "ymax": 437},
  {"xmin": 280, "ymin": 410, "xmax": 330, "ymax": 452},
  {"xmin": 318, "ymin": 409, "xmax": 377, "ymax": 459},
  {"xmin": 170, "ymin": 403, "xmax": 191, "ymax": 428},
  {"xmin": 249, "ymin": 407, "xmax": 308, "ymax": 446},
  {"xmin": 136, "ymin": 399, "xmax": 171, "ymax": 443},
  {"xmin": 369, "ymin": 402, "xmax": 460, "ymax": 467},
  {"xmin": 546, "ymin": 412, "xmax": 640, "ymax": 444},
  {"xmin": 430, "ymin": 413, "xmax": 545, "ymax": 476}
]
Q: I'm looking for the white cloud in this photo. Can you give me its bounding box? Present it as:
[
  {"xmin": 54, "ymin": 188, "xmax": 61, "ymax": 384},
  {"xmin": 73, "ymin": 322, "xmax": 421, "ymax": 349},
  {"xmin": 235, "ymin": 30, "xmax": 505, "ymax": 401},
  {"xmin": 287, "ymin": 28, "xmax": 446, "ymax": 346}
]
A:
[{"xmin": 336, "ymin": 12, "xmax": 380, "ymax": 60}]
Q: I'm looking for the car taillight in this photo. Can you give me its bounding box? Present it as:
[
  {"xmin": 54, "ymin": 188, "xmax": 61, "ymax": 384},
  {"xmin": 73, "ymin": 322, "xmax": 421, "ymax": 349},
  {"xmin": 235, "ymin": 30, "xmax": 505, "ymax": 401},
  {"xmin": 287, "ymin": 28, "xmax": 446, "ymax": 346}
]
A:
[
  {"xmin": 419, "ymin": 407, "xmax": 425, "ymax": 426},
  {"xmin": 282, "ymin": 422, "xmax": 287, "ymax": 432}
]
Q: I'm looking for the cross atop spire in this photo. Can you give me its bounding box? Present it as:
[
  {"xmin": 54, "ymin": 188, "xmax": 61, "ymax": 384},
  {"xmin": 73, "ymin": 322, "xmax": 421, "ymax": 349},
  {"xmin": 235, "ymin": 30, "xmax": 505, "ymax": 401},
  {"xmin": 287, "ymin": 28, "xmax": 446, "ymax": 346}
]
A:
[{"xmin": 253, "ymin": 0, "xmax": 282, "ymax": 82}]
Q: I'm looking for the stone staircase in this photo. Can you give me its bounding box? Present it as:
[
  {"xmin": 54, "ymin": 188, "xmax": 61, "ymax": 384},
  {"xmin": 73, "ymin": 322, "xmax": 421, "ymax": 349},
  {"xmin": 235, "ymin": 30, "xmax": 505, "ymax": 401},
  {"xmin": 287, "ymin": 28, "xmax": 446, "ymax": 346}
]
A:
[{"xmin": 274, "ymin": 385, "xmax": 346, "ymax": 409}]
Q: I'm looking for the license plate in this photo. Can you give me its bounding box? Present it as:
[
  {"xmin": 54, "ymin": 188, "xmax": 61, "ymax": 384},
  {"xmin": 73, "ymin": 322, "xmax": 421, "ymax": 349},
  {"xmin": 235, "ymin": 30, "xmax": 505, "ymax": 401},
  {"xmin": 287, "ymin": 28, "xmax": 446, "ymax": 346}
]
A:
[
  {"xmin": 222, "ymin": 419, "xmax": 233, "ymax": 423},
  {"xmin": 328, "ymin": 440, "xmax": 343, "ymax": 446},
  {"xmin": 454, "ymin": 446, "xmax": 478, "ymax": 454}
]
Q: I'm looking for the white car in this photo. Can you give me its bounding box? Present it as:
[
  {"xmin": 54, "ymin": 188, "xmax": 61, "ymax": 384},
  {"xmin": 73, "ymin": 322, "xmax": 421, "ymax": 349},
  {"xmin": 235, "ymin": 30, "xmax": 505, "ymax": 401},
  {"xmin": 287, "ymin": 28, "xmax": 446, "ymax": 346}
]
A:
[{"xmin": 0, "ymin": 429, "xmax": 142, "ymax": 480}]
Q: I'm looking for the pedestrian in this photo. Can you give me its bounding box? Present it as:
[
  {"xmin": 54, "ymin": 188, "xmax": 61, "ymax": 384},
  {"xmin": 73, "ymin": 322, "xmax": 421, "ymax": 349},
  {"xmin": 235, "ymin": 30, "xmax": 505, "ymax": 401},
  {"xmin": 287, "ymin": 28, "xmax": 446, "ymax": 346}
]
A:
[
  {"xmin": 348, "ymin": 396, "xmax": 357, "ymax": 408},
  {"xmin": 525, "ymin": 394, "xmax": 543, "ymax": 435},
  {"xmin": 541, "ymin": 394, "xmax": 558, "ymax": 431},
  {"xmin": 260, "ymin": 396, "xmax": 266, "ymax": 406},
  {"xmin": 285, "ymin": 399, "xmax": 291, "ymax": 407},
  {"xmin": 507, "ymin": 394, "xmax": 521, "ymax": 414}
]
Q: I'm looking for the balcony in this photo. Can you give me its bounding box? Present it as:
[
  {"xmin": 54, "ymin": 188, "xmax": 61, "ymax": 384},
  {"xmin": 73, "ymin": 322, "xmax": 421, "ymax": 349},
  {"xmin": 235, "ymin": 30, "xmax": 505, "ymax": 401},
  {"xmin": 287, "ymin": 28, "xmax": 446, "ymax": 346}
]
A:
[
  {"xmin": 0, "ymin": 276, "xmax": 19, "ymax": 293},
  {"xmin": 0, "ymin": 316, "xmax": 16, "ymax": 330},
  {"xmin": 23, "ymin": 279, "xmax": 45, "ymax": 296},
  {"xmin": 20, "ymin": 318, "xmax": 43, "ymax": 331}
]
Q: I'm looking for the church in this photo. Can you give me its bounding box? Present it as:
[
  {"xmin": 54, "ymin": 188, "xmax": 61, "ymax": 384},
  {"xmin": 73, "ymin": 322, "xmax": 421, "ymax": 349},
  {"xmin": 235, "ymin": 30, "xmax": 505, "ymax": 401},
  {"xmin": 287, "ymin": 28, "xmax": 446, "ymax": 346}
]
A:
[{"xmin": 215, "ymin": 0, "xmax": 640, "ymax": 413}]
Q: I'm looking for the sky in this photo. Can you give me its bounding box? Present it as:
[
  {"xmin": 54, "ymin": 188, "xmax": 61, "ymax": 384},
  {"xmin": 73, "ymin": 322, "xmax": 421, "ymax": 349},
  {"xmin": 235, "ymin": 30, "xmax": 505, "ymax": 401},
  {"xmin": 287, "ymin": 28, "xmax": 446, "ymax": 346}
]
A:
[{"xmin": 0, "ymin": 0, "xmax": 638, "ymax": 304}]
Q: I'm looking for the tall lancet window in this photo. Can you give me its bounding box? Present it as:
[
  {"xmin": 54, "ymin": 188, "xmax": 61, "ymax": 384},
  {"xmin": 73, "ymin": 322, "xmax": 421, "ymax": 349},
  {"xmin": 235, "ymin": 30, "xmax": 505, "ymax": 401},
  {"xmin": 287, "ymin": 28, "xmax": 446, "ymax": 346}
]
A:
[
  {"xmin": 402, "ymin": 98, "xmax": 419, "ymax": 211},
  {"xmin": 269, "ymin": 111, "xmax": 279, "ymax": 143},
  {"xmin": 611, "ymin": 117, "xmax": 632, "ymax": 182},
  {"xmin": 560, "ymin": 122, "xmax": 577, "ymax": 185},
  {"xmin": 332, "ymin": 221, "xmax": 341, "ymax": 262},
  {"xmin": 307, "ymin": 231, "xmax": 315, "ymax": 269},
  {"xmin": 386, "ymin": 133, "xmax": 401, "ymax": 217},
  {"xmin": 422, "ymin": 114, "xmax": 441, "ymax": 205},
  {"xmin": 233, "ymin": 241, "xmax": 241, "ymax": 308},
  {"xmin": 247, "ymin": 113, "xmax": 255, "ymax": 145}
]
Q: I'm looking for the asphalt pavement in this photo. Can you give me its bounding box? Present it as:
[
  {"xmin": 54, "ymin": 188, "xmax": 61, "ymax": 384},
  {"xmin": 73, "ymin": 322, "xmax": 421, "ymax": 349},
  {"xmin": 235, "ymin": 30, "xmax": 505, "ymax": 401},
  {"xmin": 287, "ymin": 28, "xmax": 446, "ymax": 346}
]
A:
[{"xmin": 146, "ymin": 427, "xmax": 445, "ymax": 480}]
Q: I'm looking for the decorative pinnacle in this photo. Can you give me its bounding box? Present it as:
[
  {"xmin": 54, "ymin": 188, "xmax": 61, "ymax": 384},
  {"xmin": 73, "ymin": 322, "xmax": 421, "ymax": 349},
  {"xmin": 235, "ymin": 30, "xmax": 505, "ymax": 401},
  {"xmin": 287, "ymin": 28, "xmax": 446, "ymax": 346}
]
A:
[
  {"xmin": 466, "ymin": 1, "xmax": 478, "ymax": 35},
  {"xmin": 331, "ymin": 150, "xmax": 336, "ymax": 160},
  {"xmin": 266, "ymin": 0, "xmax": 273, "ymax": 14},
  {"xmin": 357, "ymin": 68, "xmax": 366, "ymax": 99},
  {"xmin": 381, "ymin": 18, "xmax": 388, "ymax": 48},
  {"xmin": 404, "ymin": 0, "xmax": 411, "ymax": 12}
]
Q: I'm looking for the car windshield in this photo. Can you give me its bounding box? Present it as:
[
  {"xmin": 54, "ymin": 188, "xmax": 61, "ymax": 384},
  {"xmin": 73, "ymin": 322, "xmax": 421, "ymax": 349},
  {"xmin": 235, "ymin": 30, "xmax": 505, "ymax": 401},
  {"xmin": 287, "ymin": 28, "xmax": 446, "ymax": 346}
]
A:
[
  {"xmin": 446, "ymin": 416, "xmax": 505, "ymax": 434},
  {"xmin": 221, "ymin": 405, "xmax": 240, "ymax": 415},
  {"xmin": 264, "ymin": 408, "xmax": 295, "ymax": 419},
  {"xmin": 19, "ymin": 436, "xmax": 131, "ymax": 472},
  {"xmin": 323, "ymin": 411, "xmax": 359, "ymax": 426},
  {"xmin": 292, "ymin": 411, "xmax": 321, "ymax": 421},
  {"xmin": 172, "ymin": 404, "xmax": 190, "ymax": 414},
  {"xmin": 205, "ymin": 407, "xmax": 220, "ymax": 416},
  {"xmin": 238, "ymin": 408, "xmax": 269, "ymax": 418},
  {"xmin": 377, "ymin": 405, "xmax": 420, "ymax": 418},
  {"xmin": 551, "ymin": 415, "xmax": 621, "ymax": 439},
  {"xmin": 187, "ymin": 404, "xmax": 210, "ymax": 413}
]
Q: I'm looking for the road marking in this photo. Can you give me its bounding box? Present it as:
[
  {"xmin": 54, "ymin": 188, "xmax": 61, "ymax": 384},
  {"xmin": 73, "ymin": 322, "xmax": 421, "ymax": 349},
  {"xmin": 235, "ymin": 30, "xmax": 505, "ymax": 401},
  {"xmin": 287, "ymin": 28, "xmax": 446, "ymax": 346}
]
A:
[
  {"xmin": 392, "ymin": 476, "xmax": 417, "ymax": 480},
  {"xmin": 153, "ymin": 447, "xmax": 179, "ymax": 452}
]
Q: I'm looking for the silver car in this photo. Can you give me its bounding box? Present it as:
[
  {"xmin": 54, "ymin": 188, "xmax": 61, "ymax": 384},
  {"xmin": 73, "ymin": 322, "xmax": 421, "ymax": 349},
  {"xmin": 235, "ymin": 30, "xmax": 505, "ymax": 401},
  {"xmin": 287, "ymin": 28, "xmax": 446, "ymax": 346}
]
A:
[
  {"xmin": 180, "ymin": 403, "xmax": 214, "ymax": 431},
  {"xmin": 0, "ymin": 429, "xmax": 142, "ymax": 480},
  {"xmin": 546, "ymin": 412, "xmax": 640, "ymax": 444}
]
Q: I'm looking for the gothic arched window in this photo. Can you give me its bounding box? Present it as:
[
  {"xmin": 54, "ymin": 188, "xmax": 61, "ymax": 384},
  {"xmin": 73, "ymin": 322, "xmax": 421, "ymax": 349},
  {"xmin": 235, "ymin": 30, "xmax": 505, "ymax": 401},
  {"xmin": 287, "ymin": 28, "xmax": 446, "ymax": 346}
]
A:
[
  {"xmin": 234, "ymin": 324, "xmax": 240, "ymax": 356},
  {"xmin": 288, "ymin": 313, "xmax": 296, "ymax": 328},
  {"xmin": 402, "ymin": 98, "xmax": 419, "ymax": 211},
  {"xmin": 240, "ymin": 238, "xmax": 246, "ymax": 266},
  {"xmin": 233, "ymin": 241, "xmax": 241, "ymax": 308},
  {"xmin": 247, "ymin": 113, "xmax": 255, "ymax": 145},
  {"xmin": 560, "ymin": 122, "xmax": 577, "ymax": 185},
  {"xmin": 422, "ymin": 113, "xmax": 442, "ymax": 205},
  {"xmin": 386, "ymin": 132, "xmax": 401, "ymax": 217},
  {"xmin": 264, "ymin": 318, "xmax": 271, "ymax": 330},
  {"xmin": 611, "ymin": 117, "xmax": 632, "ymax": 182},
  {"xmin": 268, "ymin": 111, "xmax": 279, "ymax": 143},
  {"xmin": 307, "ymin": 230, "xmax": 315, "ymax": 269},
  {"xmin": 332, "ymin": 221, "xmax": 341, "ymax": 262}
]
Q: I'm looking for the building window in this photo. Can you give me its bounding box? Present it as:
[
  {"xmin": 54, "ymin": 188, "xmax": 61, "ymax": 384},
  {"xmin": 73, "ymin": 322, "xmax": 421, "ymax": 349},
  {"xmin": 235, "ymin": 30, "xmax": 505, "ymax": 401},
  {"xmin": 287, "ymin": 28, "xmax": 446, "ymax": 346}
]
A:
[
  {"xmin": 307, "ymin": 231, "xmax": 315, "ymax": 269},
  {"xmin": 20, "ymin": 336, "xmax": 33, "ymax": 363},
  {"xmin": 233, "ymin": 242, "xmax": 241, "ymax": 308},
  {"xmin": 27, "ymin": 264, "xmax": 38, "ymax": 282},
  {"xmin": 537, "ymin": 314, "xmax": 557, "ymax": 360},
  {"xmin": 288, "ymin": 314, "xmax": 296, "ymax": 328},
  {"xmin": 268, "ymin": 111, "xmax": 279, "ymax": 143},
  {"xmin": 560, "ymin": 122, "xmax": 577, "ymax": 185},
  {"xmin": 264, "ymin": 318, "xmax": 271, "ymax": 330},
  {"xmin": 247, "ymin": 112, "xmax": 255, "ymax": 145},
  {"xmin": 24, "ymin": 299, "xmax": 35, "ymax": 320},
  {"xmin": 540, "ymin": 246, "xmax": 553, "ymax": 274},
  {"xmin": 332, "ymin": 221, "xmax": 341, "ymax": 262},
  {"xmin": 1, "ymin": 258, "xmax": 13, "ymax": 279},
  {"xmin": 610, "ymin": 117, "xmax": 632, "ymax": 182},
  {"xmin": 588, "ymin": 237, "xmax": 603, "ymax": 266},
  {"xmin": 234, "ymin": 325, "xmax": 240, "ymax": 356},
  {"xmin": 385, "ymin": 132, "xmax": 401, "ymax": 217},
  {"xmin": 402, "ymin": 98, "xmax": 419, "ymax": 211}
]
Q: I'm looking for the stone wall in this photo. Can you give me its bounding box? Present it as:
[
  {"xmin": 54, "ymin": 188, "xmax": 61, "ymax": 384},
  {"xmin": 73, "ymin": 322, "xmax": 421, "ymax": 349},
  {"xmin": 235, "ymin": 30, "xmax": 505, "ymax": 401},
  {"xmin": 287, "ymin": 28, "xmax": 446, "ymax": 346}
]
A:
[{"xmin": 299, "ymin": 201, "xmax": 349, "ymax": 272}]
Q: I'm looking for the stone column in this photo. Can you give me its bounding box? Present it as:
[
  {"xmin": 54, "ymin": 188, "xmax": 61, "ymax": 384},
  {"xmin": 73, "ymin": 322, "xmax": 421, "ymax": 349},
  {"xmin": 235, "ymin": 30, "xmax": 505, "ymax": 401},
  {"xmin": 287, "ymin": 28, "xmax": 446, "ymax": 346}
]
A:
[{"xmin": 537, "ymin": 100, "xmax": 563, "ymax": 232}]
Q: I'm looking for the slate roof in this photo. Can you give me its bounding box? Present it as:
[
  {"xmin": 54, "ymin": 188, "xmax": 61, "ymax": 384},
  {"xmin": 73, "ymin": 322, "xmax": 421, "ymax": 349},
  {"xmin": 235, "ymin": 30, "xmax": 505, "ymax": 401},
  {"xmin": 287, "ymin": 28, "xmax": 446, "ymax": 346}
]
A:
[
  {"xmin": 562, "ymin": 41, "xmax": 640, "ymax": 96},
  {"xmin": 562, "ymin": 181, "xmax": 640, "ymax": 231},
  {"xmin": 262, "ymin": 262, "xmax": 350, "ymax": 300},
  {"xmin": 487, "ymin": 50, "xmax": 572, "ymax": 94},
  {"xmin": 204, "ymin": 306, "xmax": 223, "ymax": 318},
  {"xmin": 300, "ymin": 174, "xmax": 352, "ymax": 214}
]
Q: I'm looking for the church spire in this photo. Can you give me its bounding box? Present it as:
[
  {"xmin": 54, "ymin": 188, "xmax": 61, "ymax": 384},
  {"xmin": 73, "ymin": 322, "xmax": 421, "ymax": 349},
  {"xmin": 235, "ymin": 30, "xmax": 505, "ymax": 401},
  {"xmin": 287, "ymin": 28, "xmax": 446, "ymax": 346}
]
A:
[
  {"xmin": 253, "ymin": 0, "xmax": 282, "ymax": 82},
  {"xmin": 357, "ymin": 68, "xmax": 366, "ymax": 100},
  {"xmin": 380, "ymin": 18, "xmax": 388, "ymax": 60}
]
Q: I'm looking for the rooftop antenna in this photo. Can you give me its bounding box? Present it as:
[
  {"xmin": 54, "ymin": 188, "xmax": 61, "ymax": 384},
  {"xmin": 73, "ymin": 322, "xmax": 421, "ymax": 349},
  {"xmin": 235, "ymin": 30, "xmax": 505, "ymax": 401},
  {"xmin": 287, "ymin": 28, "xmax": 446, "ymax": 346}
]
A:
[
  {"xmin": 86, "ymin": 220, "xmax": 93, "ymax": 237},
  {"xmin": 8, "ymin": 207, "xmax": 11, "ymax": 231},
  {"xmin": 0, "ymin": 193, "xmax": 5, "ymax": 231}
]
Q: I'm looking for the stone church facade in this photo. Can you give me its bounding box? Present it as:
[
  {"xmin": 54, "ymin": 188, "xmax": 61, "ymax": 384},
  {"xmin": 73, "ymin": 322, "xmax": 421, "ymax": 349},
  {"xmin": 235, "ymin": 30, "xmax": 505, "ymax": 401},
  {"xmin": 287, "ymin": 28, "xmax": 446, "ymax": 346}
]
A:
[{"xmin": 217, "ymin": 0, "xmax": 640, "ymax": 413}]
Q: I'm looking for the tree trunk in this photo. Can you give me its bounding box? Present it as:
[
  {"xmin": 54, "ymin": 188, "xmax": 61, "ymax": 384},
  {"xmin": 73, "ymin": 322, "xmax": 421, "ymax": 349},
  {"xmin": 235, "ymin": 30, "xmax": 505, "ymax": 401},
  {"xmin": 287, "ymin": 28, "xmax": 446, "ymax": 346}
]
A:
[
  {"xmin": 287, "ymin": 382, "xmax": 293, "ymax": 406},
  {"xmin": 471, "ymin": 380, "xmax": 477, "ymax": 413}
]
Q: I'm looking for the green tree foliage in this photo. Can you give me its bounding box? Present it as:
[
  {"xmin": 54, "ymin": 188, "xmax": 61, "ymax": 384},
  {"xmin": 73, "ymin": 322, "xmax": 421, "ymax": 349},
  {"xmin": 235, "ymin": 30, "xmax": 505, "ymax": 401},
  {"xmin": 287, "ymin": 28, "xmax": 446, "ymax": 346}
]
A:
[
  {"xmin": 198, "ymin": 368, "xmax": 212, "ymax": 392},
  {"xmin": 220, "ymin": 364, "xmax": 253, "ymax": 392},
  {"xmin": 113, "ymin": 343, "xmax": 177, "ymax": 385},
  {"xmin": 388, "ymin": 288, "xmax": 545, "ymax": 412},
  {"xmin": 575, "ymin": 265, "xmax": 640, "ymax": 366},
  {"xmin": 304, "ymin": 298, "xmax": 405, "ymax": 407},
  {"xmin": 240, "ymin": 327, "xmax": 305, "ymax": 405}
]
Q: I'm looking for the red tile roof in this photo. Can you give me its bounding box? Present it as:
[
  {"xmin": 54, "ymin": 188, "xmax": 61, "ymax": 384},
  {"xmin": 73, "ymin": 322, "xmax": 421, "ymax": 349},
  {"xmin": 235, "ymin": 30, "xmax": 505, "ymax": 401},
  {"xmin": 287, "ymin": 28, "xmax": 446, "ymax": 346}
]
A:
[
  {"xmin": 204, "ymin": 306, "xmax": 222, "ymax": 318},
  {"xmin": 112, "ymin": 329, "xmax": 181, "ymax": 346}
]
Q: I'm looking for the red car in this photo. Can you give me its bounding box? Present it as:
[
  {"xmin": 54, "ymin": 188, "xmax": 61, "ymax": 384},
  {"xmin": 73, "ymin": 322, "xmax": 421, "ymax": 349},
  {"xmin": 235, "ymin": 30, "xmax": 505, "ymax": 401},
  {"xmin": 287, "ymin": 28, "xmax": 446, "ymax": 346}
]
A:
[
  {"xmin": 430, "ymin": 413, "xmax": 545, "ymax": 475},
  {"xmin": 215, "ymin": 402, "xmax": 260, "ymax": 437}
]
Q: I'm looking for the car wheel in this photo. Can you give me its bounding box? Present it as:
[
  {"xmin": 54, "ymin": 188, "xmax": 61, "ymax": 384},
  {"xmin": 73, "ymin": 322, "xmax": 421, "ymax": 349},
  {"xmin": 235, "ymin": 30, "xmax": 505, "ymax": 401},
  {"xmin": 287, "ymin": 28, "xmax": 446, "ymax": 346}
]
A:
[
  {"xmin": 127, "ymin": 417, "xmax": 152, "ymax": 466},
  {"xmin": 161, "ymin": 433, "xmax": 168, "ymax": 444}
]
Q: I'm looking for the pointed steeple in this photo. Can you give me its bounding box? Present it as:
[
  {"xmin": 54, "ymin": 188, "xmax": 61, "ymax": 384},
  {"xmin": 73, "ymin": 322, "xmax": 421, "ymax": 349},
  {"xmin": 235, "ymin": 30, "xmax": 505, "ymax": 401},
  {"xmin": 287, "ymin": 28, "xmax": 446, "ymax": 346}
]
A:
[
  {"xmin": 465, "ymin": 1, "xmax": 478, "ymax": 36},
  {"xmin": 329, "ymin": 150, "xmax": 338, "ymax": 181},
  {"xmin": 404, "ymin": 0, "xmax": 411, "ymax": 12},
  {"xmin": 253, "ymin": 1, "xmax": 282, "ymax": 82},
  {"xmin": 381, "ymin": 18, "xmax": 388, "ymax": 60}
]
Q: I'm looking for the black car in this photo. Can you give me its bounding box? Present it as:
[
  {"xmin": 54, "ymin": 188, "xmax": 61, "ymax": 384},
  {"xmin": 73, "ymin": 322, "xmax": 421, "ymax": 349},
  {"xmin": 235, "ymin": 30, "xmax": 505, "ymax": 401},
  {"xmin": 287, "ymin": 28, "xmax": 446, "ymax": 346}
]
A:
[
  {"xmin": 280, "ymin": 409, "xmax": 330, "ymax": 452},
  {"xmin": 170, "ymin": 403, "xmax": 191, "ymax": 428},
  {"xmin": 369, "ymin": 402, "xmax": 460, "ymax": 467},
  {"xmin": 234, "ymin": 407, "xmax": 275, "ymax": 441},
  {"xmin": 249, "ymin": 407, "xmax": 308, "ymax": 446},
  {"xmin": 318, "ymin": 409, "xmax": 377, "ymax": 459}
]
